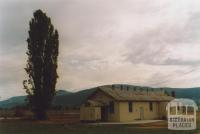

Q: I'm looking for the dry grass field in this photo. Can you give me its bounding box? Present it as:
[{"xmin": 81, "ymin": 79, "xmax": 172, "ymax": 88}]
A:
[
  {"xmin": 0, "ymin": 119, "xmax": 199, "ymax": 134},
  {"xmin": 47, "ymin": 112, "xmax": 80, "ymax": 124},
  {"xmin": 0, "ymin": 110, "xmax": 199, "ymax": 134}
]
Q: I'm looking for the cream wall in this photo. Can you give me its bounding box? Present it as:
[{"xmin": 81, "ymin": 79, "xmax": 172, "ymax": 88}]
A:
[{"xmin": 118, "ymin": 101, "xmax": 160, "ymax": 122}]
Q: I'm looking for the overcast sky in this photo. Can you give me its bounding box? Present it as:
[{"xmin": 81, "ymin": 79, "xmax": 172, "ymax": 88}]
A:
[{"xmin": 1, "ymin": 0, "xmax": 200, "ymax": 100}]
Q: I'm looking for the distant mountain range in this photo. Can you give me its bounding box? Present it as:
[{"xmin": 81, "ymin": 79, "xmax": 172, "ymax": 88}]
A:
[
  {"xmin": 0, "ymin": 84, "xmax": 200, "ymax": 109},
  {"xmin": 0, "ymin": 88, "xmax": 96, "ymax": 109}
]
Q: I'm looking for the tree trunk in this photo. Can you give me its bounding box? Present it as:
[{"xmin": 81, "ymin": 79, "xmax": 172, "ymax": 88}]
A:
[{"xmin": 35, "ymin": 110, "xmax": 47, "ymax": 120}]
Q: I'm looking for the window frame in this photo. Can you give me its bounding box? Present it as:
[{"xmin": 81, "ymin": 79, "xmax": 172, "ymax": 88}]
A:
[
  {"xmin": 149, "ymin": 102, "xmax": 153, "ymax": 112},
  {"xmin": 128, "ymin": 101, "xmax": 133, "ymax": 112}
]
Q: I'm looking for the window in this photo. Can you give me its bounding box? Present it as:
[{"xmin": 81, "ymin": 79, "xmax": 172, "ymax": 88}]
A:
[
  {"xmin": 177, "ymin": 105, "xmax": 180, "ymax": 111},
  {"xmin": 149, "ymin": 102, "xmax": 153, "ymax": 112},
  {"xmin": 187, "ymin": 106, "xmax": 194, "ymax": 115},
  {"xmin": 170, "ymin": 106, "xmax": 176, "ymax": 115},
  {"xmin": 182, "ymin": 106, "xmax": 186, "ymax": 115},
  {"xmin": 109, "ymin": 101, "xmax": 114, "ymax": 113},
  {"xmin": 128, "ymin": 101, "xmax": 133, "ymax": 112},
  {"xmin": 177, "ymin": 106, "xmax": 181, "ymax": 115},
  {"xmin": 177, "ymin": 106, "xmax": 186, "ymax": 115}
]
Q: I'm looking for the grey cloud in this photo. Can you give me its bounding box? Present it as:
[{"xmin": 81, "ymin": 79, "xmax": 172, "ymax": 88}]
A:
[
  {"xmin": 0, "ymin": 54, "xmax": 26, "ymax": 99},
  {"xmin": 146, "ymin": 67, "xmax": 199, "ymax": 87},
  {"xmin": 125, "ymin": 13, "xmax": 200, "ymax": 66},
  {"xmin": 146, "ymin": 73, "xmax": 173, "ymax": 87},
  {"xmin": 2, "ymin": 0, "xmax": 200, "ymax": 99},
  {"xmin": 64, "ymin": 55, "xmax": 102, "ymax": 70},
  {"xmin": 163, "ymin": 58, "xmax": 200, "ymax": 66},
  {"xmin": 125, "ymin": 26, "xmax": 169, "ymax": 65}
]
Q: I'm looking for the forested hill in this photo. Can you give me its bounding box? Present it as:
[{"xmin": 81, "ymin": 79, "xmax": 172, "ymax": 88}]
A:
[{"xmin": 0, "ymin": 85, "xmax": 200, "ymax": 109}]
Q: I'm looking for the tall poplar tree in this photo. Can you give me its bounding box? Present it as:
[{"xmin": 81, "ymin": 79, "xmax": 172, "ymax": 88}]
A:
[{"xmin": 23, "ymin": 9, "xmax": 59, "ymax": 120}]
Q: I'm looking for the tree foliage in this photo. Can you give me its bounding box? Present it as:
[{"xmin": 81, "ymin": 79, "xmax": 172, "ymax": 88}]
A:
[{"xmin": 23, "ymin": 9, "xmax": 59, "ymax": 120}]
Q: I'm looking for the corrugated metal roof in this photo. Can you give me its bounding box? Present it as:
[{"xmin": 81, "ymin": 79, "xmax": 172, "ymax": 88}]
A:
[{"xmin": 98, "ymin": 86, "xmax": 174, "ymax": 101}]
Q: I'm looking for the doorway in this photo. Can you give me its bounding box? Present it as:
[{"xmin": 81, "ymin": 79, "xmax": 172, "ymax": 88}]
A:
[
  {"xmin": 139, "ymin": 107, "xmax": 144, "ymax": 120},
  {"xmin": 101, "ymin": 106, "xmax": 109, "ymax": 121}
]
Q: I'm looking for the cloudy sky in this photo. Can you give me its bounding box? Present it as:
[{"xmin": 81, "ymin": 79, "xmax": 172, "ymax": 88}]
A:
[{"xmin": 1, "ymin": 0, "xmax": 200, "ymax": 100}]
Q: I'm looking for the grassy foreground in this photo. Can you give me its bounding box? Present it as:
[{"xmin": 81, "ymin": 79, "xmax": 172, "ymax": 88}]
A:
[{"xmin": 0, "ymin": 120, "xmax": 199, "ymax": 134}]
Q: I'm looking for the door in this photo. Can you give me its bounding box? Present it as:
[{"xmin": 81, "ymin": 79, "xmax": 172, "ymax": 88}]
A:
[
  {"xmin": 101, "ymin": 106, "xmax": 108, "ymax": 121},
  {"xmin": 140, "ymin": 107, "xmax": 144, "ymax": 120}
]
